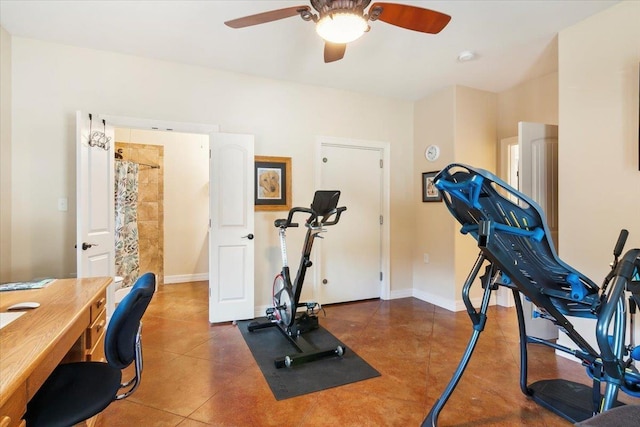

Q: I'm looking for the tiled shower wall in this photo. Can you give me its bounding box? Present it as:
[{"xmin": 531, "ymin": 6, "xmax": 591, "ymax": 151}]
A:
[{"xmin": 115, "ymin": 142, "xmax": 164, "ymax": 286}]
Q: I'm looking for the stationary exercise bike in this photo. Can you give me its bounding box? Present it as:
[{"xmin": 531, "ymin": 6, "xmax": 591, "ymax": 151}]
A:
[{"xmin": 248, "ymin": 190, "xmax": 347, "ymax": 368}]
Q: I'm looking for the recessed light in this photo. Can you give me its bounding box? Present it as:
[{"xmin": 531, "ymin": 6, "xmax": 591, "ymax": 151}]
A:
[{"xmin": 457, "ymin": 51, "xmax": 476, "ymax": 62}]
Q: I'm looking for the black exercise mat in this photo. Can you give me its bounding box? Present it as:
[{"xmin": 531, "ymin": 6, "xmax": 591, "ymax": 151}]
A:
[{"xmin": 237, "ymin": 318, "xmax": 380, "ymax": 400}]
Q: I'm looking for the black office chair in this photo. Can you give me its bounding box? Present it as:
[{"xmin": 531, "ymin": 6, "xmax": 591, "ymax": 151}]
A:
[{"xmin": 24, "ymin": 272, "xmax": 156, "ymax": 427}]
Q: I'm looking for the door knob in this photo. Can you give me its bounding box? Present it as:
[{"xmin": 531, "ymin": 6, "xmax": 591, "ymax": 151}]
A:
[
  {"xmin": 82, "ymin": 242, "xmax": 98, "ymax": 250},
  {"xmin": 322, "ymin": 279, "xmax": 328, "ymax": 284},
  {"xmin": 242, "ymin": 234, "xmax": 254, "ymax": 240}
]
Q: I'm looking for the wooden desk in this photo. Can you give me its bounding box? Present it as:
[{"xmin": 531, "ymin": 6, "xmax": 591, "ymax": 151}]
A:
[{"xmin": 0, "ymin": 277, "xmax": 112, "ymax": 427}]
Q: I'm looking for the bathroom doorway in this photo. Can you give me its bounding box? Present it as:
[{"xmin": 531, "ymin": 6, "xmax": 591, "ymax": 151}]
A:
[
  {"xmin": 78, "ymin": 114, "xmax": 255, "ymax": 322},
  {"xmin": 114, "ymin": 128, "xmax": 210, "ymax": 291}
]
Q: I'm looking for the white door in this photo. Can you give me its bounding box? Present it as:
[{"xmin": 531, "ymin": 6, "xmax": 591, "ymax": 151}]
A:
[
  {"xmin": 76, "ymin": 111, "xmax": 115, "ymax": 279},
  {"xmin": 518, "ymin": 121, "xmax": 559, "ymax": 340},
  {"xmin": 318, "ymin": 144, "xmax": 382, "ymax": 304},
  {"xmin": 209, "ymin": 133, "xmax": 255, "ymax": 323},
  {"xmin": 519, "ymin": 122, "xmax": 559, "ymax": 247}
]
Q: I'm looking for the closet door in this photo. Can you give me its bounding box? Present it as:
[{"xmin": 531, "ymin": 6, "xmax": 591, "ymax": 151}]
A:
[{"xmin": 317, "ymin": 142, "xmax": 384, "ymax": 304}]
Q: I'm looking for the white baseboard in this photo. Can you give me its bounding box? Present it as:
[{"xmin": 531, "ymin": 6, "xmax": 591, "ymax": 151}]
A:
[
  {"xmin": 164, "ymin": 273, "xmax": 208, "ymax": 284},
  {"xmin": 412, "ymin": 288, "xmax": 459, "ymax": 311},
  {"xmin": 410, "ymin": 288, "xmax": 491, "ymax": 312},
  {"xmin": 388, "ymin": 288, "xmax": 414, "ymax": 300},
  {"xmin": 251, "ymin": 289, "xmax": 490, "ymax": 315},
  {"xmin": 254, "ymin": 305, "xmax": 270, "ymax": 318}
]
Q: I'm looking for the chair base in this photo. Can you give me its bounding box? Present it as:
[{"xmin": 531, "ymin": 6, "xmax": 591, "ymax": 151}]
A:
[{"xmin": 529, "ymin": 379, "xmax": 624, "ymax": 423}]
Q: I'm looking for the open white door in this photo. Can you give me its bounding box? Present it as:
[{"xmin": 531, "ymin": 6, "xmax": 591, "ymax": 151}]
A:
[
  {"xmin": 209, "ymin": 133, "xmax": 254, "ymax": 323},
  {"xmin": 519, "ymin": 122, "xmax": 558, "ymax": 246},
  {"xmin": 76, "ymin": 111, "xmax": 115, "ymax": 279},
  {"xmin": 518, "ymin": 121, "xmax": 559, "ymax": 340}
]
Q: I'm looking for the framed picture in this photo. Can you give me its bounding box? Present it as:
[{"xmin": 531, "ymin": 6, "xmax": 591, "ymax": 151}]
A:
[
  {"xmin": 254, "ymin": 156, "xmax": 292, "ymax": 211},
  {"xmin": 422, "ymin": 171, "xmax": 442, "ymax": 202}
]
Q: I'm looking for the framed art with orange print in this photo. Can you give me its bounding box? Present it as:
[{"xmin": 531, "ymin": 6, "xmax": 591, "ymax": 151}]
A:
[
  {"xmin": 422, "ymin": 171, "xmax": 442, "ymax": 202},
  {"xmin": 255, "ymin": 156, "xmax": 292, "ymax": 211}
]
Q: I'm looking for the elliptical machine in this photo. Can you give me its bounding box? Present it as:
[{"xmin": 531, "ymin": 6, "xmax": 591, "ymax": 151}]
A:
[{"xmin": 248, "ymin": 190, "xmax": 347, "ymax": 368}]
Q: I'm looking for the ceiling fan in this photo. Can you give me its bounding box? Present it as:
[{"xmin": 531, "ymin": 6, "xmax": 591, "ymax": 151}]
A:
[{"xmin": 224, "ymin": 0, "xmax": 451, "ymax": 63}]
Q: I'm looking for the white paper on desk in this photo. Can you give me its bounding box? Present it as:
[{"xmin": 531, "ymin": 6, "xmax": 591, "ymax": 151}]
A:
[{"xmin": 0, "ymin": 311, "xmax": 26, "ymax": 330}]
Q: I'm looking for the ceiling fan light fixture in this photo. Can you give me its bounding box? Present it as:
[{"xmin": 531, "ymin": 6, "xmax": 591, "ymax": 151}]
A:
[{"xmin": 316, "ymin": 12, "xmax": 368, "ymax": 44}]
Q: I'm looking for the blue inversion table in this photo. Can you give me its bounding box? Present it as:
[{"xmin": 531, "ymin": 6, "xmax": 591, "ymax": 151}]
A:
[{"xmin": 423, "ymin": 163, "xmax": 640, "ymax": 426}]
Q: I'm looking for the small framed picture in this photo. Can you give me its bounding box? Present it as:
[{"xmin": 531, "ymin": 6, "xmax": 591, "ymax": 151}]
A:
[
  {"xmin": 254, "ymin": 156, "xmax": 291, "ymax": 211},
  {"xmin": 422, "ymin": 171, "xmax": 442, "ymax": 202}
]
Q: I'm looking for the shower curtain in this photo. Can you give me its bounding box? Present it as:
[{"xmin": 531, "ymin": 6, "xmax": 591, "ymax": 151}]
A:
[{"xmin": 115, "ymin": 160, "xmax": 140, "ymax": 288}]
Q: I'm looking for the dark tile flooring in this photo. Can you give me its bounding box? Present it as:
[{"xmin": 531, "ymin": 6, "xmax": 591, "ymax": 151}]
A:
[{"xmin": 97, "ymin": 281, "xmax": 624, "ymax": 426}]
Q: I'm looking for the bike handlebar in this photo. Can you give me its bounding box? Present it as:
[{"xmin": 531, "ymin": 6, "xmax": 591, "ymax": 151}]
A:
[
  {"xmin": 596, "ymin": 248, "xmax": 640, "ymax": 369},
  {"xmin": 320, "ymin": 206, "xmax": 347, "ymax": 226},
  {"xmin": 602, "ymin": 229, "xmax": 631, "ymax": 290},
  {"xmin": 274, "ymin": 206, "xmax": 347, "ymax": 229},
  {"xmin": 613, "ymin": 229, "xmax": 629, "ymax": 258}
]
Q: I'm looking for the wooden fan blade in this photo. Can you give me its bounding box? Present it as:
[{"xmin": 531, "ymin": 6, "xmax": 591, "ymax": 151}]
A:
[
  {"xmin": 370, "ymin": 2, "xmax": 451, "ymax": 34},
  {"xmin": 324, "ymin": 42, "xmax": 347, "ymax": 63},
  {"xmin": 225, "ymin": 6, "xmax": 310, "ymax": 28}
]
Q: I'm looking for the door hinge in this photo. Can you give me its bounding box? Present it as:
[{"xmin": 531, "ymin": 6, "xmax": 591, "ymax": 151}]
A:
[
  {"xmin": 380, "ymin": 272, "xmax": 383, "ymax": 281},
  {"xmin": 209, "ymin": 219, "xmax": 211, "ymax": 228},
  {"xmin": 209, "ymin": 149, "xmax": 211, "ymax": 159},
  {"xmin": 379, "ymin": 159, "xmax": 383, "ymax": 168},
  {"xmin": 379, "ymin": 215, "xmax": 383, "ymax": 225}
]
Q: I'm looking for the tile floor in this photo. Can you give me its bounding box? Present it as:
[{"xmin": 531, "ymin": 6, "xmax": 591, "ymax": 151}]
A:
[{"xmin": 97, "ymin": 281, "xmax": 627, "ymax": 426}]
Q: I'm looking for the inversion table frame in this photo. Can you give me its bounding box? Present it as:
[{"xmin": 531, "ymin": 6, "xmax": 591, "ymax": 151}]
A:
[{"xmin": 423, "ymin": 163, "xmax": 640, "ymax": 426}]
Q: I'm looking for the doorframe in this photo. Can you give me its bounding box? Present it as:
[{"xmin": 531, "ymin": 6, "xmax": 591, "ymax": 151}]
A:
[
  {"xmin": 497, "ymin": 136, "xmax": 518, "ymax": 308},
  {"xmin": 99, "ymin": 115, "xmax": 219, "ymax": 135},
  {"xmin": 89, "ymin": 113, "xmax": 220, "ymax": 308},
  {"xmin": 314, "ymin": 136, "xmax": 391, "ymax": 300}
]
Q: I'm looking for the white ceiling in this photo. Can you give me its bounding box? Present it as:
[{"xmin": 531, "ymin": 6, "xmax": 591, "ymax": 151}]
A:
[{"xmin": 0, "ymin": 0, "xmax": 620, "ymax": 100}]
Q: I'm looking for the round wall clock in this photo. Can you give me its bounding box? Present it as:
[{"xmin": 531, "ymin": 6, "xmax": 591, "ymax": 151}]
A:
[{"xmin": 425, "ymin": 144, "xmax": 440, "ymax": 162}]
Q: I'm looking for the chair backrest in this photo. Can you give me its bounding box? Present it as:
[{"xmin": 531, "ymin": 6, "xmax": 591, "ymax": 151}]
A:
[{"xmin": 105, "ymin": 272, "xmax": 155, "ymax": 369}]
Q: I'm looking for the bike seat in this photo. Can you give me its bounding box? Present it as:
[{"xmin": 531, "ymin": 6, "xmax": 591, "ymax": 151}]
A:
[{"xmin": 274, "ymin": 218, "xmax": 298, "ymax": 228}]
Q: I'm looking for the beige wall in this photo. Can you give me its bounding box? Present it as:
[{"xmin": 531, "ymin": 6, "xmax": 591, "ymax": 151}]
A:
[
  {"xmin": 0, "ymin": 27, "xmax": 11, "ymax": 282},
  {"xmin": 454, "ymin": 86, "xmax": 498, "ymax": 301},
  {"xmin": 497, "ymin": 71, "xmax": 559, "ymax": 141},
  {"xmin": 557, "ymin": 1, "xmax": 640, "ymax": 346},
  {"xmin": 559, "ymin": 1, "xmax": 640, "ymax": 275},
  {"xmin": 3, "ymin": 0, "xmax": 636, "ymax": 316},
  {"xmin": 4, "ymin": 36, "xmax": 414, "ymax": 308},
  {"xmin": 413, "ymin": 87, "xmax": 456, "ymax": 305},
  {"xmin": 412, "ymin": 86, "xmax": 497, "ymax": 308}
]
